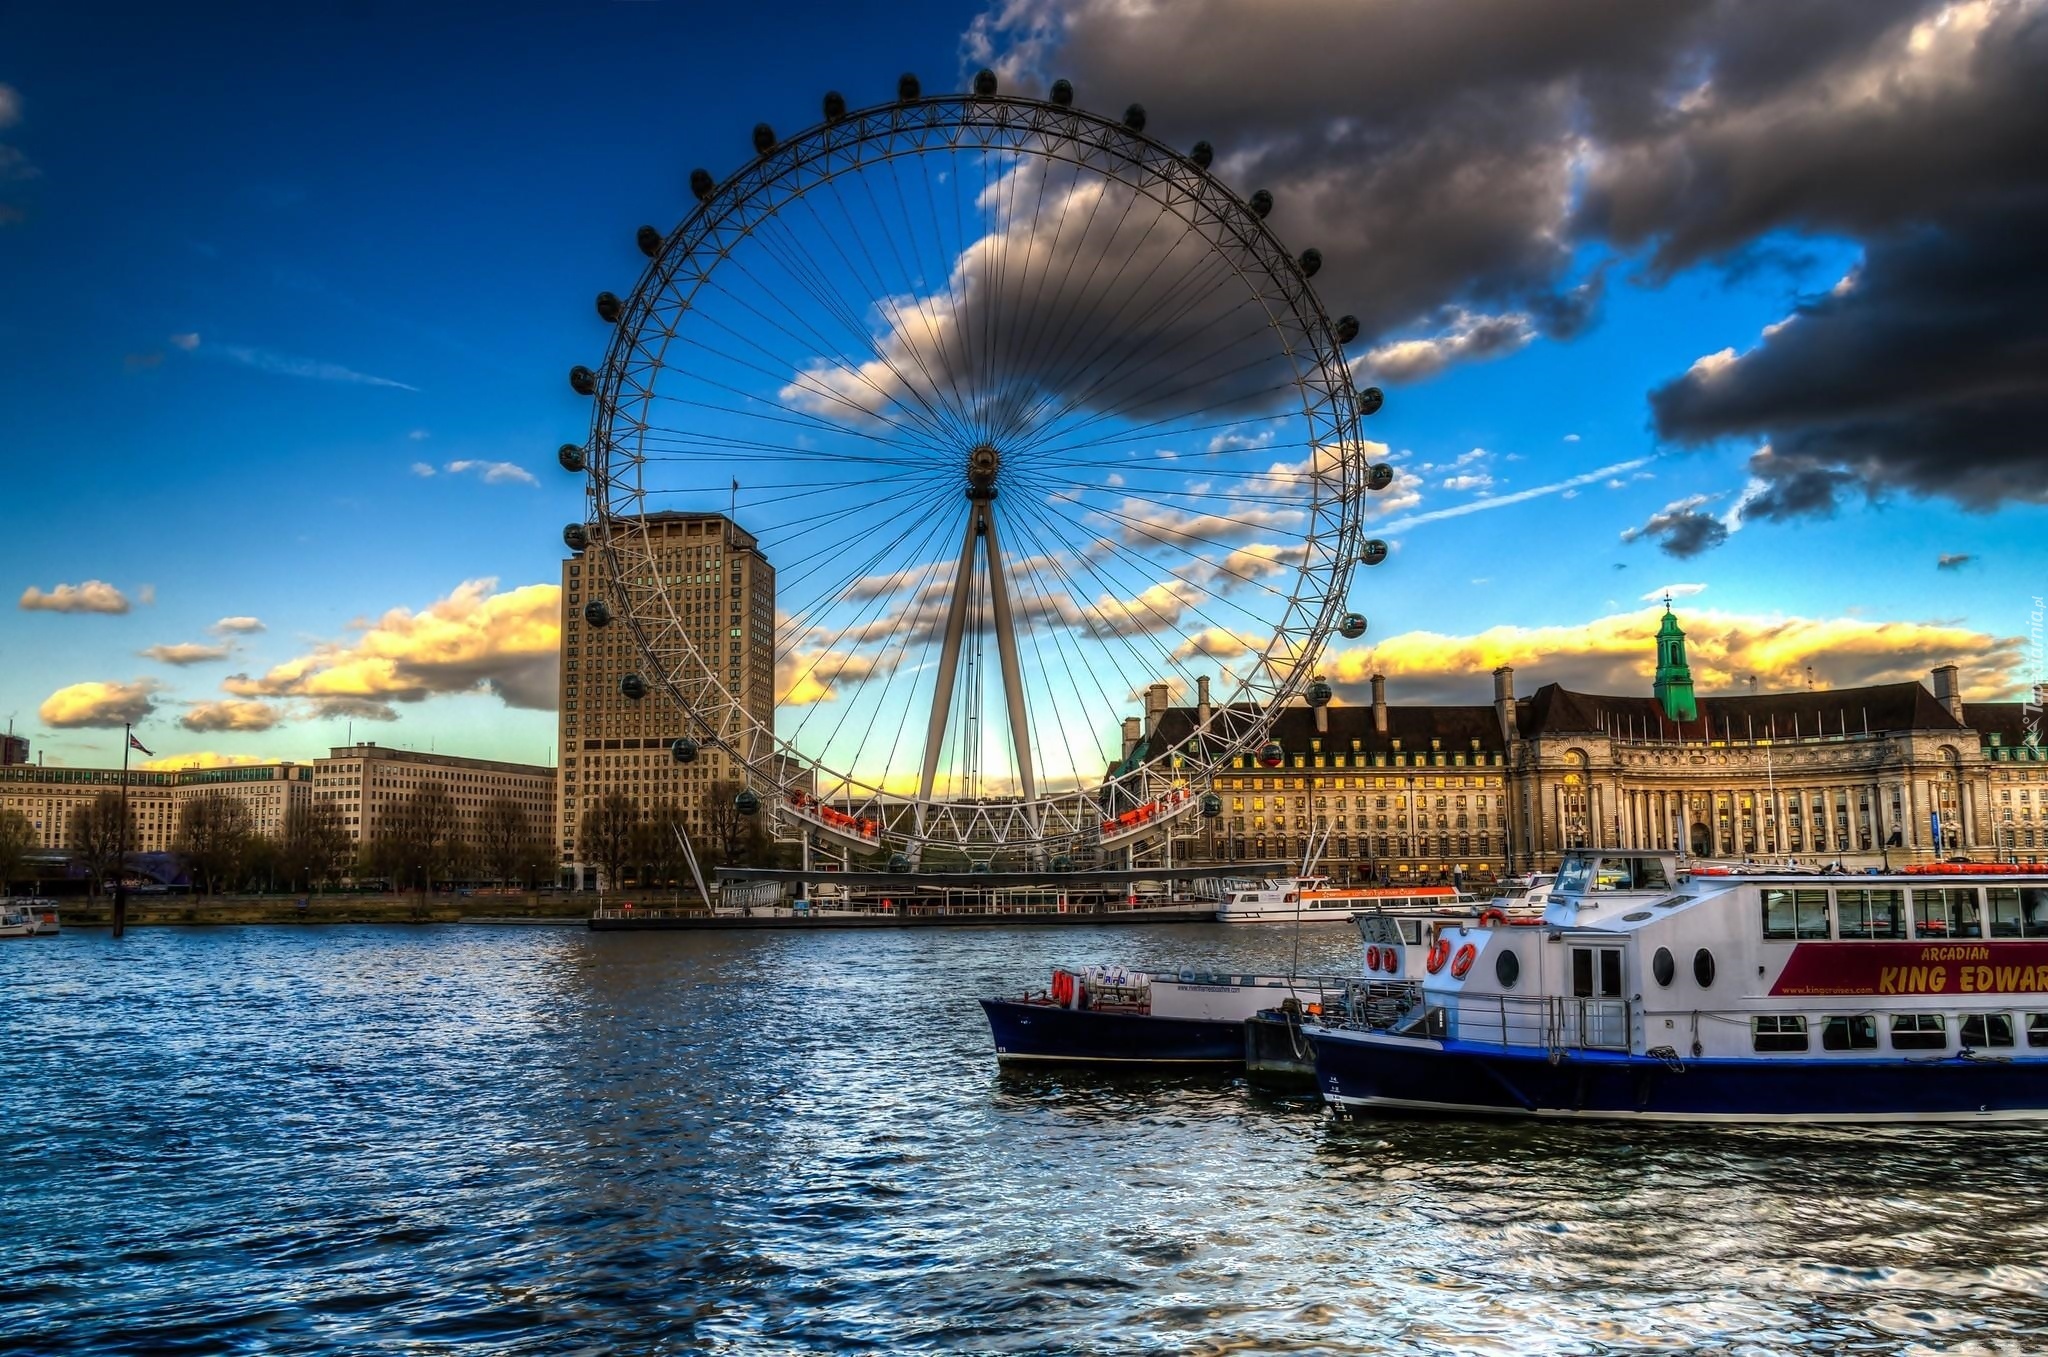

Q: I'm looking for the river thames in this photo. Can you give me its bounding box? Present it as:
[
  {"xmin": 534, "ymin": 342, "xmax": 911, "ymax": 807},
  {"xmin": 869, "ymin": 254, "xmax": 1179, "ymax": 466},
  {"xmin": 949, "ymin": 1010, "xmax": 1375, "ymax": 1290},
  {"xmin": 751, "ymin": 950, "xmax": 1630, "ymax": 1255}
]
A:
[{"xmin": 6, "ymin": 923, "xmax": 2047, "ymax": 1354}]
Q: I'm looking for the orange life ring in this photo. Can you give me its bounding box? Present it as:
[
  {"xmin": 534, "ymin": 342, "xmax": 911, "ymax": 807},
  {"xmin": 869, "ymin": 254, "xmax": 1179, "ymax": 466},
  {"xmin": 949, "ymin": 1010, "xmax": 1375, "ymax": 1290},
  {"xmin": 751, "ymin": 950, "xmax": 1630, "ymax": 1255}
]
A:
[
  {"xmin": 1365, "ymin": 945, "xmax": 1381, "ymax": 972},
  {"xmin": 1479, "ymin": 908, "xmax": 1509, "ymax": 927},
  {"xmin": 1449, "ymin": 943, "xmax": 1477, "ymax": 979},
  {"xmin": 1425, "ymin": 938, "xmax": 1452, "ymax": 974}
]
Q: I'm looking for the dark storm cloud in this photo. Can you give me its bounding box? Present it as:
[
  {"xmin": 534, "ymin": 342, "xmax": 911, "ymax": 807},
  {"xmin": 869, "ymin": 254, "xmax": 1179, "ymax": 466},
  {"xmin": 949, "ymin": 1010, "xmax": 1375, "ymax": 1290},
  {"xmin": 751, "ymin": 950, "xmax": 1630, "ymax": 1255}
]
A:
[
  {"xmin": 1654, "ymin": 205, "xmax": 2048, "ymax": 512},
  {"xmin": 1620, "ymin": 497, "xmax": 1729, "ymax": 558},
  {"xmin": 972, "ymin": 0, "xmax": 2048, "ymax": 523}
]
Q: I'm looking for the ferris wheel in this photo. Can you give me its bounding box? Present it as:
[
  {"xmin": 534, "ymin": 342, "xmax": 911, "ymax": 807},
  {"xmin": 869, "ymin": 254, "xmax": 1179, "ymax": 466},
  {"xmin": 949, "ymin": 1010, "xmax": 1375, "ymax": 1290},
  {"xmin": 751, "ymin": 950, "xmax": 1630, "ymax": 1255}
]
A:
[{"xmin": 564, "ymin": 70, "xmax": 1391, "ymax": 866}]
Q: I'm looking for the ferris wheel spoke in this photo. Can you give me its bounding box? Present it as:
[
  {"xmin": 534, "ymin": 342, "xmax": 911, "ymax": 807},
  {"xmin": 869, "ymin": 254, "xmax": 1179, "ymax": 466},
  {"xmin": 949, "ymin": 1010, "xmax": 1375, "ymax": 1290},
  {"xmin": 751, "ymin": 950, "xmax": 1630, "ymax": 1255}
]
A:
[
  {"xmin": 995, "ymin": 233, "xmax": 1250, "ymax": 452},
  {"xmin": 1013, "ymin": 477, "xmax": 1297, "ymax": 649},
  {"xmin": 985, "ymin": 168, "xmax": 1191, "ymax": 451},
  {"xmin": 996, "ymin": 492, "xmax": 1214, "ymax": 719},
  {"xmin": 756, "ymin": 179, "xmax": 979, "ymax": 454},
  {"xmin": 705, "ymin": 241, "xmax": 972, "ymax": 456},
  {"xmin": 832, "ymin": 170, "xmax": 988, "ymax": 448},
  {"xmin": 1005, "ymin": 319, "xmax": 1291, "ymax": 466}
]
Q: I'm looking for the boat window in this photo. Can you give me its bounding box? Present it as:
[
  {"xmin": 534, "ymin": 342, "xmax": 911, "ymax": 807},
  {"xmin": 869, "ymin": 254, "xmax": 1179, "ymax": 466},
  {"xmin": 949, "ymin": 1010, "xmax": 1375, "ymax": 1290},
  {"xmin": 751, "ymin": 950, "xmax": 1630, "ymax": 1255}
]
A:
[
  {"xmin": 1821, "ymin": 1015, "xmax": 1878, "ymax": 1050},
  {"xmin": 1986, "ymin": 888, "xmax": 2048, "ymax": 939},
  {"xmin": 1960, "ymin": 1013, "xmax": 2015, "ymax": 1049},
  {"xmin": 1652, "ymin": 947, "xmax": 1675, "ymax": 987},
  {"xmin": 1494, "ymin": 949, "xmax": 1520, "ymax": 988},
  {"xmin": 1836, "ymin": 889, "xmax": 1905, "ymax": 940},
  {"xmin": 1570, "ymin": 947, "xmax": 1620, "ymax": 998},
  {"xmin": 1399, "ymin": 919, "xmax": 1423, "ymax": 945},
  {"xmin": 2028, "ymin": 1014, "xmax": 2048, "ymax": 1048},
  {"xmin": 1913, "ymin": 888, "xmax": 1983, "ymax": 940},
  {"xmin": 1694, "ymin": 948, "xmax": 1716, "ymax": 988},
  {"xmin": 1890, "ymin": 1013, "xmax": 1948, "ymax": 1051},
  {"xmin": 1752, "ymin": 1015, "xmax": 1809, "ymax": 1053},
  {"xmin": 1555, "ymin": 856, "xmax": 1593, "ymax": 896},
  {"xmin": 1762, "ymin": 888, "xmax": 1831, "ymax": 940}
]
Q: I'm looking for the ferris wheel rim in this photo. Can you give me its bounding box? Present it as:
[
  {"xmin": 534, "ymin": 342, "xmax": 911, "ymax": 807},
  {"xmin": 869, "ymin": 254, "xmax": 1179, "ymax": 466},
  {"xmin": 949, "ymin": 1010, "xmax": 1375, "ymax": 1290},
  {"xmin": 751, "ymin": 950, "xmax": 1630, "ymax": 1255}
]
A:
[{"xmin": 574, "ymin": 84, "xmax": 1372, "ymax": 854}]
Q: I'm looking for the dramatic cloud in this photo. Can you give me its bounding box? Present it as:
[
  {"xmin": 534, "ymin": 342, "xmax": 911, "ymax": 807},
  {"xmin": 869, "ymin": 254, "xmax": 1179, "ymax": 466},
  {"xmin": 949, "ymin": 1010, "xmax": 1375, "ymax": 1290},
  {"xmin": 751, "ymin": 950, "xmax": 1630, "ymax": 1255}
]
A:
[
  {"xmin": 1642, "ymin": 583, "xmax": 1709, "ymax": 602},
  {"xmin": 38, "ymin": 679, "xmax": 161, "ymax": 729},
  {"xmin": 443, "ymin": 459, "xmax": 538, "ymax": 487},
  {"xmin": 19, "ymin": 580, "xmax": 131, "ymax": 614},
  {"xmin": 212, "ymin": 616, "xmax": 265, "ymax": 634},
  {"xmin": 223, "ymin": 578, "xmax": 559, "ymax": 712},
  {"xmin": 1359, "ymin": 309, "xmax": 1536, "ymax": 385},
  {"xmin": 1620, "ymin": 495, "xmax": 1730, "ymax": 558},
  {"xmin": 179, "ymin": 700, "xmax": 283, "ymax": 733},
  {"xmin": 141, "ymin": 641, "xmax": 232, "ymax": 666},
  {"xmin": 778, "ymin": 649, "xmax": 884, "ymax": 707},
  {"xmin": 972, "ymin": 0, "xmax": 2048, "ymax": 522},
  {"xmin": 1327, "ymin": 606, "xmax": 2027, "ymax": 706}
]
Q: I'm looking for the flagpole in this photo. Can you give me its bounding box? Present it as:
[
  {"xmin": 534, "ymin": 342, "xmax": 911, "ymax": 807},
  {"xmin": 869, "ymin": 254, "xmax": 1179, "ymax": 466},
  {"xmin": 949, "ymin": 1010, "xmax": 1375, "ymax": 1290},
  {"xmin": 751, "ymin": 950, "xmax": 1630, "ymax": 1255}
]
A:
[{"xmin": 114, "ymin": 723, "xmax": 131, "ymax": 938}]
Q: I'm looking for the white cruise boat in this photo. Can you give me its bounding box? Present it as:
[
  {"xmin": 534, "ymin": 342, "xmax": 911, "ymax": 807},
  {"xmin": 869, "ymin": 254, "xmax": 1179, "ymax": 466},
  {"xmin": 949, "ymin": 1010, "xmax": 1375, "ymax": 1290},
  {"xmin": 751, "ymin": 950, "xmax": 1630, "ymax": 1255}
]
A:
[
  {"xmin": 1308, "ymin": 849, "xmax": 2048, "ymax": 1123},
  {"xmin": 1214, "ymin": 876, "xmax": 1479, "ymax": 923},
  {"xmin": 0, "ymin": 899, "xmax": 60, "ymax": 938}
]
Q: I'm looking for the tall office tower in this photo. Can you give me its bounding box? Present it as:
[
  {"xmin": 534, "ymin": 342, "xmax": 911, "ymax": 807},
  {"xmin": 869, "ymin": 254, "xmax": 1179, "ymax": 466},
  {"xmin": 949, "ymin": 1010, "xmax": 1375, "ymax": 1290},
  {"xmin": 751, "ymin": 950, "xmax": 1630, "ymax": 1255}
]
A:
[{"xmin": 559, "ymin": 511, "xmax": 776, "ymax": 885}]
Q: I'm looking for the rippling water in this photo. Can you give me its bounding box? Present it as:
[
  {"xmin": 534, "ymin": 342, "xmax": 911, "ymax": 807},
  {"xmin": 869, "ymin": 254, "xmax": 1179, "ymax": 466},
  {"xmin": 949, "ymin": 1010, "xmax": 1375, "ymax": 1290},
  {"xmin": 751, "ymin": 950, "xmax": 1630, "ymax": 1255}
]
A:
[{"xmin": 6, "ymin": 923, "xmax": 2048, "ymax": 1354}]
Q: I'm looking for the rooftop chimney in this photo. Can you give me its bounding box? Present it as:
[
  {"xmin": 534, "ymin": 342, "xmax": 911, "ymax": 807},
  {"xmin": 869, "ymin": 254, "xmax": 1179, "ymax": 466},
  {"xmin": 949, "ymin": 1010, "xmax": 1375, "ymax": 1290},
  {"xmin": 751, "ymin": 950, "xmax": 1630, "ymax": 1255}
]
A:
[
  {"xmin": 1196, "ymin": 675, "xmax": 1212, "ymax": 730},
  {"xmin": 1121, "ymin": 716, "xmax": 1143, "ymax": 759},
  {"xmin": 1930, "ymin": 664, "xmax": 1964, "ymax": 723},
  {"xmin": 1370, "ymin": 673, "xmax": 1388, "ymax": 735},
  {"xmin": 1144, "ymin": 682, "xmax": 1170, "ymax": 738},
  {"xmin": 1493, "ymin": 665, "xmax": 1518, "ymax": 745}
]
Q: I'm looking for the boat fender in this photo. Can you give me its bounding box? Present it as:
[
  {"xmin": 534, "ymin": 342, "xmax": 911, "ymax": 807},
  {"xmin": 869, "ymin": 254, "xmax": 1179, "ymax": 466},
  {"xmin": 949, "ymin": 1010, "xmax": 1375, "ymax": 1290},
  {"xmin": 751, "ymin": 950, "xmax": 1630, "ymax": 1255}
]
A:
[
  {"xmin": 1449, "ymin": 943, "xmax": 1477, "ymax": 979},
  {"xmin": 1425, "ymin": 938, "xmax": 1452, "ymax": 974},
  {"xmin": 1480, "ymin": 908, "xmax": 1508, "ymax": 927}
]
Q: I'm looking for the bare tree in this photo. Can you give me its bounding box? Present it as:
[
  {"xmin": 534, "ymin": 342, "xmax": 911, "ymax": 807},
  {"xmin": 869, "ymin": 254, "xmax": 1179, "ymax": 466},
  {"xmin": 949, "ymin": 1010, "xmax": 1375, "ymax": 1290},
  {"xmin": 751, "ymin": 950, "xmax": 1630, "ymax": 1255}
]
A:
[
  {"xmin": 403, "ymin": 781, "xmax": 462, "ymax": 890},
  {"xmin": 630, "ymin": 802, "xmax": 692, "ymax": 891},
  {"xmin": 0, "ymin": 808, "xmax": 35, "ymax": 894},
  {"xmin": 279, "ymin": 802, "xmax": 351, "ymax": 891},
  {"xmin": 703, "ymin": 781, "xmax": 765, "ymax": 867},
  {"xmin": 477, "ymin": 795, "xmax": 532, "ymax": 887},
  {"xmin": 175, "ymin": 791, "xmax": 254, "ymax": 897},
  {"xmin": 578, "ymin": 791, "xmax": 640, "ymax": 891},
  {"xmin": 68, "ymin": 792, "xmax": 127, "ymax": 897}
]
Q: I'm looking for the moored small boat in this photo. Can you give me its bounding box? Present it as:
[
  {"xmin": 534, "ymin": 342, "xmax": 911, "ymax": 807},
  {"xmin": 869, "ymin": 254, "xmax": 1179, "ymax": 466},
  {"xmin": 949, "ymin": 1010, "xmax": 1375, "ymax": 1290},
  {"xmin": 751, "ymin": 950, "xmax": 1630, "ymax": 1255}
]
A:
[{"xmin": 981, "ymin": 966, "xmax": 1345, "ymax": 1068}]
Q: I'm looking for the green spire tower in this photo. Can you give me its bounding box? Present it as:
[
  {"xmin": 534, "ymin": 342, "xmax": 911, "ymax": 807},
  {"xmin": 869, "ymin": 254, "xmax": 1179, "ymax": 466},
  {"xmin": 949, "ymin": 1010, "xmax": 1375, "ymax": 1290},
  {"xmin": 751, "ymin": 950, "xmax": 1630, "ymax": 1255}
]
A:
[{"xmin": 1653, "ymin": 595, "xmax": 1698, "ymax": 723}]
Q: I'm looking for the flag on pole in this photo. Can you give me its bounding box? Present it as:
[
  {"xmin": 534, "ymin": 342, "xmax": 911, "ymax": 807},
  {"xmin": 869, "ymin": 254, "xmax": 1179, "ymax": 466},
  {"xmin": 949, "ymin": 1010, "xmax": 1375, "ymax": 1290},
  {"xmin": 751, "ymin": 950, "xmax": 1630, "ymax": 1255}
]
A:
[{"xmin": 128, "ymin": 732, "xmax": 155, "ymax": 757}]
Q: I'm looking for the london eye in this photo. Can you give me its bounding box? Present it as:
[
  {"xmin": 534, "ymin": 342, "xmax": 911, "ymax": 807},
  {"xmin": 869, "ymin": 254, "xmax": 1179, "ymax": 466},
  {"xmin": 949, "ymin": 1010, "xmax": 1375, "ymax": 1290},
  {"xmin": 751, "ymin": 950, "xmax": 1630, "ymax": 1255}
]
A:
[{"xmin": 564, "ymin": 69, "xmax": 1392, "ymax": 865}]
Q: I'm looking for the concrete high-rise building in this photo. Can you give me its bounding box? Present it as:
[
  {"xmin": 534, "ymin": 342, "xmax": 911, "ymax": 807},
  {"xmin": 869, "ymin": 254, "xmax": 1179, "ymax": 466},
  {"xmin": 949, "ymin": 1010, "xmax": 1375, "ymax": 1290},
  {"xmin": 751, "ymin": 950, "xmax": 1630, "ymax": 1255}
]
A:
[
  {"xmin": 1, "ymin": 732, "xmax": 28, "ymax": 767},
  {"xmin": 559, "ymin": 511, "xmax": 775, "ymax": 884},
  {"xmin": 311, "ymin": 743, "xmax": 556, "ymax": 853}
]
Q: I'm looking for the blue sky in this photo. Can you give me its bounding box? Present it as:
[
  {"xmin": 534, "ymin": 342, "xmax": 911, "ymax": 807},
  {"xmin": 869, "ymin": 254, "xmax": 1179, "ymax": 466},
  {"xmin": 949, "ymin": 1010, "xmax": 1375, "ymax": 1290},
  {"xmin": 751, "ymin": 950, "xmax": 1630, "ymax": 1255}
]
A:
[{"xmin": 3, "ymin": 2, "xmax": 2041, "ymax": 773}]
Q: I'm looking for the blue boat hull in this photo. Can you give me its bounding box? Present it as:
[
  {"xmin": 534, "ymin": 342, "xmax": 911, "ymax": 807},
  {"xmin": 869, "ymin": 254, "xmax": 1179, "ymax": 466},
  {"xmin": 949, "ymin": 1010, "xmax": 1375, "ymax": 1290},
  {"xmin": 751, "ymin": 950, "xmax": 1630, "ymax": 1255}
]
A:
[
  {"xmin": 980, "ymin": 998, "xmax": 1244, "ymax": 1067},
  {"xmin": 1308, "ymin": 1028, "xmax": 2048, "ymax": 1123}
]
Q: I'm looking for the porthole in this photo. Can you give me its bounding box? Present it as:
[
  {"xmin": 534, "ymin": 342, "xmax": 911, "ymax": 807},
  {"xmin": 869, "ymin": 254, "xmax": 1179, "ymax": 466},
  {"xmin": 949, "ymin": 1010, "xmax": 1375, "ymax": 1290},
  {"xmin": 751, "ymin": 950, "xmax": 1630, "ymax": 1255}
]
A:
[
  {"xmin": 1623, "ymin": 910, "xmax": 1653, "ymax": 922},
  {"xmin": 1495, "ymin": 949, "xmax": 1520, "ymax": 988},
  {"xmin": 1693, "ymin": 948, "xmax": 1716, "ymax": 988},
  {"xmin": 1652, "ymin": 947, "xmax": 1675, "ymax": 987}
]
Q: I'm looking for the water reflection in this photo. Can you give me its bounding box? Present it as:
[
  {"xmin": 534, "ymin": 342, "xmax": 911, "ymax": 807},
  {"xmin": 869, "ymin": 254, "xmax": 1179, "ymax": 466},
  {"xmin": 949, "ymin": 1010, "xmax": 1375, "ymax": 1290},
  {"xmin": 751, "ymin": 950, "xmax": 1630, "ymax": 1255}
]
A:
[{"xmin": 4, "ymin": 923, "xmax": 2047, "ymax": 1353}]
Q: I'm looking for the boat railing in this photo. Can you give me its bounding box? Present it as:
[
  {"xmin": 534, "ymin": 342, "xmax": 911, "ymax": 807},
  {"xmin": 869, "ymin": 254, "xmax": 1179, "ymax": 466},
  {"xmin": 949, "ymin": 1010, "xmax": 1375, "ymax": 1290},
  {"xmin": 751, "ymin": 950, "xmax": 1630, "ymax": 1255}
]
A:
[{"xmin": 1446, "ymin": 994, "xmax": 1634, "ymax": 1053}]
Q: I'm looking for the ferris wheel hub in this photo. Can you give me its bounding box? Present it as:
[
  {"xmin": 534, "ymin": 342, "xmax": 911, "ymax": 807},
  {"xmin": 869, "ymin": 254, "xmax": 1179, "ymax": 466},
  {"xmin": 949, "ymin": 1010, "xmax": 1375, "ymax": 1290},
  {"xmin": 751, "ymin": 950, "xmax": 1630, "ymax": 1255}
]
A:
[{"xmin": 966, "ymin": 443, "xmax": 1002, "ymax": 500}]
